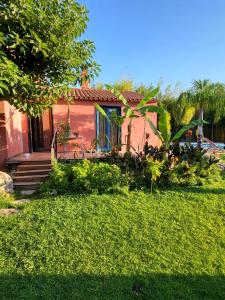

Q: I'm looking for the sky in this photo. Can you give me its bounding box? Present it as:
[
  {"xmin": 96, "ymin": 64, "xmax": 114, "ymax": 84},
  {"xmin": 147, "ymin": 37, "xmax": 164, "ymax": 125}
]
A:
[{"xmin": 80, "ymin": 0, "xmax": 225, "ymax": 90}]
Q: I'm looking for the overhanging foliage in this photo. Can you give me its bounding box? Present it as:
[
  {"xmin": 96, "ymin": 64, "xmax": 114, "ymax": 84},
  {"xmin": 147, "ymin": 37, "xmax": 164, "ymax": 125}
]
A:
[{"xmin": 0, "ymin": 0, "xmax": 100, "ymax": 116}]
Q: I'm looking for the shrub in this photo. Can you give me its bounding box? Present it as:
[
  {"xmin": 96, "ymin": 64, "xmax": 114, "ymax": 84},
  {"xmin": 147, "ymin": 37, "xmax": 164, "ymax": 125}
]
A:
[
  {"xmin": 88, "ymin": 162, "xmax": 122, "ymax": 193},
  {"xmin": 40, "ymin": 160, "xmax": 72, "ymax": 195},
  {"xmin": 41, "ymin": 144, "xmax": 223, "ymax": 195},
  {"xmin": 166, "ymin": 160, "xmax": 222, "ymax": 186},
  {"xmin": 41, "ymin": 160, "xmax": 124, "ymax": 195},
  {"xmin": 72, "ymin": 159, "xmax": 92, "ymax": 193},
  {"xmin": 144, "ymin": 158, "xmax": 163, "ymax": 192}
]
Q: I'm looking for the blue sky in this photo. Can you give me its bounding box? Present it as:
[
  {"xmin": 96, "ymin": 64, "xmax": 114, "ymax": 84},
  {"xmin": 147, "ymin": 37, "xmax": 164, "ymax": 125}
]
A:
[{"xmin": 80, "ymin": 0, "xmax": 225, "ymax": 90}]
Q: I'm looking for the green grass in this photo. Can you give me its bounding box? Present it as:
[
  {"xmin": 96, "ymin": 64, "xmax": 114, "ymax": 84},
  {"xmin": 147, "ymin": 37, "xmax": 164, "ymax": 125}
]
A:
[
  {"xmin": 0, "ymin": 185, "xmax": 225, "ymax": 299},
  {"xmin": 0, "ymin": 192, "xmax": 16, "ymax": 209}
]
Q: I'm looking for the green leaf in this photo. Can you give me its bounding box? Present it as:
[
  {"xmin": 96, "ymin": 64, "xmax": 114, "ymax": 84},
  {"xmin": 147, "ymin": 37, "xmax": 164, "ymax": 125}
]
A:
[
  {"xmin": 123, "ymin": 107, "xmax": 133, "ymax": 118},
  {"xmin": 158, "ymin": 110, "xmax": 171, "ymax": 143},
  {"xmin": 145, "ymin": 115, "xmax": 163, "ymax": 142},
  {"xmin": 95, "ymin": 103, "xmax": 110, "ymax": 121},
  {"xmin": 0, "ymin": 82, "xmax": 9, "ymax": 92},
  {"xmin": 136, "ymin": 87, "xmax": 159, "ymax": 109},
  {"xmin": 106, "ymin": 84, "xmax": 130, "ymax": 107},
  {"xmin": 110, "ymin": 111, "xmax": 126, "ymax": 126},
  {"xmin": 181, "ymin": 106, "xmax": 196, "ymax": 125},
  {"xmin": 171, "ymin": 119, "xmax": 207, "ymax": 142},
  {"xmin": 138, "ymin": 105, "xmax": 163, "ymax": 115}
]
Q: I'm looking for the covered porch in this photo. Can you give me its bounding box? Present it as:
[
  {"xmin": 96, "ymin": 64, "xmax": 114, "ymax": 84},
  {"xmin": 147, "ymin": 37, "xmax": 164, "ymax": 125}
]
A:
[{"xmin": 6, "ymin": 150, "xmax": 109, "ymax": 166}]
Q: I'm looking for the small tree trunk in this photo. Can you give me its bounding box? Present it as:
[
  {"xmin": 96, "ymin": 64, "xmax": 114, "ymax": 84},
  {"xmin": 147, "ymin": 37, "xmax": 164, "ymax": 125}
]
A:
[
  {"xmin": 126, "ymin": 119, "xmax": 132, "ymax": 153},
  {"xmin": 211, "ymin": 123, "xmax": 214, "ymax": 141},
  {"xmin": 197, "ymin": 108, "xmax": 204, "ymax": 148}
]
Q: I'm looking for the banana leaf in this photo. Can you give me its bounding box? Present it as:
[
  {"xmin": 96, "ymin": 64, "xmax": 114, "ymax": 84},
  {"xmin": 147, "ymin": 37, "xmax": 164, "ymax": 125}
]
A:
[
  {"xmin": 95, "ymin": 103, "xmax": 110, "ymax": 121},
  {"xmin": 106, "ymin": 84, "xmax": 129, "ymax": 107},
  {"xmin": 123, "ymin": 106, "xmax": 133, "ymax": 118},
  {"xmin": 136, "ymin": 87, "xmax": 159, "ymax": 109},
  {"xmin": 145, "ymin": 115, "xmax": 163, "ymax": 142},
  {"xmin": 171, "ymin": 119, "xmax": 207, "ymax": 142},
  {"xmin": 138, "ymin": 105, "xmax": 163, "ymax": 115},
  {"xmin": 181, "ymin": 106, "xmax": 196, "ymax": 125},
  {"xmin": 158, "ymin": 110, "xmax": 171, "ymax": 144}
]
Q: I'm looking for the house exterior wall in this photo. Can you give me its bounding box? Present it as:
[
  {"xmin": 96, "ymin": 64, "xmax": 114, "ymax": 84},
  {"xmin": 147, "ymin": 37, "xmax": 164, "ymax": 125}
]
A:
[
  {"xmin": 42, "ymin": 109, "xmax": 53, "ymax": 150},
  {"xmin": 21, "ymin": 113, "xmax": 29, "ymax": 153},
  {"xmin": 0, "ymin": 97, "xmax": 158, "ymax": 169},
  {"xmin": 0, "ymin": 101, "xmax": 29, "ymax": 170},
  {"xmin": 0, "ymin": 101, "xmax": 8, "ymax": 169},
  {"xmin": 53, "ymin": 100, "xmax": 158, "ymax": 153},
  {"xmin": 4, "ymin": 101, "xmax": 24, "ymax": 158},
  {"xmin": 123, "ymin": 102, "xmax": 158, "ymax": 151}
]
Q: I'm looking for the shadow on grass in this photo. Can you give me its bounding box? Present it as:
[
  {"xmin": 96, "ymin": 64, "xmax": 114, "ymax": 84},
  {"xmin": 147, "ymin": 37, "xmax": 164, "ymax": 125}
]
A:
[
  {"xmin": 0, "ymin": 273, "xmax": 224, "ymax": 299},
  {"xmin": 161, "ymin": 185, "xmax": 225, "ymax": 195}
]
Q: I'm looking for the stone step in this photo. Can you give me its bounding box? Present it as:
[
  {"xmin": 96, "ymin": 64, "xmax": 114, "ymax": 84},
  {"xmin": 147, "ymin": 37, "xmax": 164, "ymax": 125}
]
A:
[
  {"xmin": 18, "ymin": 160, "xmax": 51, "ymax": 165},
  {"xmin": 20, "ymin": 190, "xmax": 36, "ymax": 195},
  {"xmin": 17, "ymin": 164, "xmax": 52, "ymax": 171},
  {"xmin": 14, "ymin": 181, "xmax": 40, "ymax": 190},
  {"xmin": 15, "ymin": 169, "xmax": 51, "ymax": 176},
  {"xmin": 13, "ymin": 174, "xmax": 49, "ymax": 183}
]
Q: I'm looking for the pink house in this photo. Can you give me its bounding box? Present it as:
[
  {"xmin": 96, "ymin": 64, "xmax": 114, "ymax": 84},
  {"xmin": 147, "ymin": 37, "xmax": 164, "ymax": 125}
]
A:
[{"xmin": 0, "ymin": 87, "xmax": 158, "ymax": 170}]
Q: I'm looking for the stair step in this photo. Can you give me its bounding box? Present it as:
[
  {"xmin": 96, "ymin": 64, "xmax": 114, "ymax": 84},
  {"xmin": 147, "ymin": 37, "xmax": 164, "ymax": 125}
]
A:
[
  {"xmin": 15, "ymin": 169, "xmax": 51, "ymax": 176},
  {"xmin": 14, "ymin": 182, "xmax": 40, "ymax": 190},
  {"xmin": 18, "ymin": 160, "xmax": 51, "ymax": 165},
  {"xmin": 18, "ymin": 164, "xmax": 52, "ymax": 171},
  {"xmin": 20, "ymin": 190, "xmax": 36, "ymax": 195},
  {"xmin": 13, "ymin": 174, "xmax": 49, "ymax": 183}
]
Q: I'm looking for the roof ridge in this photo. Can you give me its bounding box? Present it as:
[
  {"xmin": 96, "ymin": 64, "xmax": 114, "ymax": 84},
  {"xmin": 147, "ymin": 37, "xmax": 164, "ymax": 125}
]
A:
[{"xmin": 67, "ymin": 87, "xmax": 157, "ymax": 103}]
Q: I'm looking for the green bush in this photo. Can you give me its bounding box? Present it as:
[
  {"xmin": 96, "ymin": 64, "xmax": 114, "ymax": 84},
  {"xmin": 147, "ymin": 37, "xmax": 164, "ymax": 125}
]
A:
[
  {"xmin": 166, "ymin": 160, "xmax": 222, "ymax": 186},
  {"xmin": 41, "ymin": 159, "xmax": 124, "ymax": 195},
  {"xmin": 40, "ymin": 160, "xmax": 72, "ymax": 195},
  {"xmin": 87, "ymin": 161, "xmax": 122, "ymax": 193},
  {"xmin": 72, "ymin": 160, "xmax": 92, "ymax": 193},
  {"xmin": 41, "ymin": 147, "xmax": 223, "ymax": 195}
]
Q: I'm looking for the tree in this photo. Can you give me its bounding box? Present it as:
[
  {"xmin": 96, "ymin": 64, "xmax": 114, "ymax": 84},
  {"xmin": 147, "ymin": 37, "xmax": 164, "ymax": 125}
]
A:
[
  {"xmin": 0, "ymin": 0, "xmax": 100, "ymax": 116},
  {"xmin": 181, "ymin": 80, "xmax": 225, "ymax": 147}
]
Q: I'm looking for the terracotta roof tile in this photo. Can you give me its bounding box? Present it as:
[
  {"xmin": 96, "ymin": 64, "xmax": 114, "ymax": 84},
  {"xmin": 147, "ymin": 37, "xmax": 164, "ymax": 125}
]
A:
[{"xmin": 67, "ymin": 88, "xmax": 157, "ymax": 104}]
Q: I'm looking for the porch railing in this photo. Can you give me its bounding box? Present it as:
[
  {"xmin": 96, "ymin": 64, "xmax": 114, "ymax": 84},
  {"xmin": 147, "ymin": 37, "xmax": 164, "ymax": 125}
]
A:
[{"xmin": 51, "ymin": 129, "xmax": 58, "ymax": 164}]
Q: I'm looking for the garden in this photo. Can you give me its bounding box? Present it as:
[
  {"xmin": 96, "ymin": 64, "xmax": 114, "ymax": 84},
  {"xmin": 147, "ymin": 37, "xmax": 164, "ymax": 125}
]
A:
[
  {"xmin": 0, "ymin": 0, "xmax": 225, "ymax": 299},
  {"xmin": 1, "ymin": 87, "xmax": 225, "ymax": 298}
]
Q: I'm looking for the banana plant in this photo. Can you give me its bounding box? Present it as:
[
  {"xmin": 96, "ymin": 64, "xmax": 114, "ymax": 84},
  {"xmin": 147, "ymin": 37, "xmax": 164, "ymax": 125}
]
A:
[
  {"xmin": 139, "ymin": 105, "xmax": 206, "ymax": 159},
  {"xmin": 95, "ymin": 86, "xmax": 205, "ymax": 158},
  {"xmin": 95, "ymin": 85, "xmax": 159, "ymax": 152}
]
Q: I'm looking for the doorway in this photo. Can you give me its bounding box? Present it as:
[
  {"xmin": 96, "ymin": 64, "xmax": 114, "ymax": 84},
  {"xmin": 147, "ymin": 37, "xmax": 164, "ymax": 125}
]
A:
[
  {"xmin": 30, "ymin": 116, "xmax": 44, "ymax": 152},
  {"xmin": 29, "ymin": 110, "xmax": 53, "ymax": 152}
]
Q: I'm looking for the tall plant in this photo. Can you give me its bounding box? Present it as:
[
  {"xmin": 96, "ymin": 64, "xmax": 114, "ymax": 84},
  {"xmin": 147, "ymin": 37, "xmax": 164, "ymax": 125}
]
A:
[
  {"xmin": 96, "ymin": 86, "xmax": 204, "ymax": 157},
  {"xmin": 180, "ymin": 80, "xmax": 225, "ymax": 147},
  {"xmin": 95, "ymin": 85, "xmax": 159, "ymax": 152},
  {"xmin": 140, "ymin": 105, "xmax": 205, "ymax": 159}
]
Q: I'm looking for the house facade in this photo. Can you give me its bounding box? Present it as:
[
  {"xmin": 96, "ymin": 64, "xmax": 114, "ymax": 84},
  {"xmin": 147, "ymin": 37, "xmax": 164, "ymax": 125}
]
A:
[{"xmin": 0, "ymin": 88, "xmax": 158, "ymax": 170}]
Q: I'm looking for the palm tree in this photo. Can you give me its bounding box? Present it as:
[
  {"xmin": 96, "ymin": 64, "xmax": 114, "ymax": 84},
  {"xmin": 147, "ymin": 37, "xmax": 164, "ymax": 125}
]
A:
[{"xmin": 181, "ymin": 79, "xmax": 223, "ymax": 148}]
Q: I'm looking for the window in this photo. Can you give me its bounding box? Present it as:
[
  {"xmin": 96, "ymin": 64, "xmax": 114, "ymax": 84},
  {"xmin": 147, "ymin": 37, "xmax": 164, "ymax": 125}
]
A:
[{"xmin": 96, "ymin": 106, "xmax": 121, "ymax": 150}]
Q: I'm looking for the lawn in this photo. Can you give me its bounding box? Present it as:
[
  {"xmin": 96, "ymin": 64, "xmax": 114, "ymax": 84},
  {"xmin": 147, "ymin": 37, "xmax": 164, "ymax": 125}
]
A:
[{"xmin": 0, "ymin": 185, "xmax": 225, "ymax": 299}]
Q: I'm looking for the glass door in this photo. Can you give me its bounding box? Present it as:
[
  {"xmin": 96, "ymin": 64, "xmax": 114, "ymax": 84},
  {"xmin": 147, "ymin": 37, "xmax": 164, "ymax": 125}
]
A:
[{"xmin": 96, "ymin": 106, "xmax": 121, "ymax": 150}]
